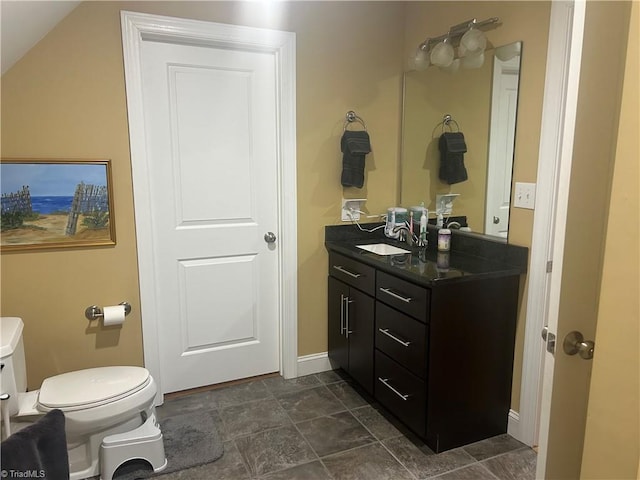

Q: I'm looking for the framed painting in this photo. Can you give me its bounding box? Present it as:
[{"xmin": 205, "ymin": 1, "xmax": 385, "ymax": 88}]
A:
[{"xmin": 1, "ymin": 159, "xmax": 116, "ymax": 251}]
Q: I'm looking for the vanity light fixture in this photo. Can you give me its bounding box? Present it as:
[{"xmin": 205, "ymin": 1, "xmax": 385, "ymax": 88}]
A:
[{"xmin": 410, "ymin": 17, "xmax": 500, "ymax": 72}]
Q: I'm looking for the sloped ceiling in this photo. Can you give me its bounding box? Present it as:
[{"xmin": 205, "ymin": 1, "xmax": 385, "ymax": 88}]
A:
[{"xmin": 1, "ymin": 0, "xmax": 80, "ymax": 75}]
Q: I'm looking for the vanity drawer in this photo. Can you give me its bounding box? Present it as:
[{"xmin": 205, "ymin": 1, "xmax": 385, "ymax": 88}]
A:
[
  {"xmin": 376, "ymin": 271, "xmax": 429, "ymax": 322},
  {"xmin": 328, "ymin": 252, "xmax": 375, "ymax": 295},
  {"xmin": 376, "ymin": 302, "xmax": 427, "ymax": 378},
  {"xmin": 375, "ymin": 350, "xmax": 426, "ymax": 437}
]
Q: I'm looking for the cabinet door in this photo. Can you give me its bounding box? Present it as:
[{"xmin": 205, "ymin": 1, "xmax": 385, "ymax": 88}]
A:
[
  {"xmin": 347, "ymin": 287, "xmax": 374, "ymax": 394},
  {"xmin": 328, "ymin": 276, "xmax": 349, "ymax": 371}
]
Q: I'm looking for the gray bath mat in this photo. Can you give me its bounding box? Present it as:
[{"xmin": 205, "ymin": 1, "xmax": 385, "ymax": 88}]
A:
[{"xmin": 115, "ymin": 410, "xmax": 224, "ymax": 479}]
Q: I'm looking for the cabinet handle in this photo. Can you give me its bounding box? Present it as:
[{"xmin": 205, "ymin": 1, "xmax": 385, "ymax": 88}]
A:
[
  {"xmin": 378, "ymin": 328, "xmax": 411, "ymax": 347},
  {"xmin": 379, "ymin": 287, "xmax": 412, "ymax": 303},
  {"xmin": 378, "ymin": 377, "xmax": 410, "ymax": 401},
  {"xmin": 345, "ymin": 297, "xmax": 353, "ymax": 338},
  {"xmin": 333, "ymin": 265, "xmax": 362, "ymax": 279},
  {"xmin": 340, "ymin": 294, "xmax": 346, "ymax": 335}
]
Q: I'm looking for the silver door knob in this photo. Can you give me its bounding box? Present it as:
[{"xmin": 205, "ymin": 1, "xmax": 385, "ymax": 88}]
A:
[
  {"xmin": 563, "ymin": 331, "xmax": 595, "ymax": 360},
  {"xmin": 264, "ymin": 232, "xmax": 277, "ymax": 244}
]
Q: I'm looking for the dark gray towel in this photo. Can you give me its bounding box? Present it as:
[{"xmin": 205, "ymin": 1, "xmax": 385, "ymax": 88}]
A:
[
  {"xmin": 1, "ymin": 409, "xmax": 69, "ymax": 480},
  {"xmin": 341, "ymin": 130, "xmax": 371, "ymax": 188},
  {"xmin": 438, "ymin": 132, "xmax": 468, "ymax": 185}
]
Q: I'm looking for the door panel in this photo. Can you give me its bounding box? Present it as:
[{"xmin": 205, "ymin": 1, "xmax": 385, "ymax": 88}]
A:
[
  {"xmin": 178, "ymin": 256, "xmax": 257, "ymax": 350},
  {"xmin": 348, "ymin": 287, "xmax": 374, "ymax": 394},
  {"xmin": 580, "ymin": 3, "xmax": 638, "ymax": 477},
  {"xmin": 328, "ymin": 277, "xmax": 349, "ymax": 372},
  {"xmin": 170, "ymin": 65, "xmax": 254, "ymax": 223},
  {"xmin": 140, "ymin": 37, "xmax": 279, "ymax": 393},
  {"xmin": 538, "ymin": 2, "xmax": 635, "ymax": 478}
]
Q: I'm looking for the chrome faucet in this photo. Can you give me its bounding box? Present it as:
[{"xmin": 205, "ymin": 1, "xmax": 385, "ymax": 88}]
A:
[{"xmin": 392, "ymin": 223, "xmax": 420, "ymax": 247}]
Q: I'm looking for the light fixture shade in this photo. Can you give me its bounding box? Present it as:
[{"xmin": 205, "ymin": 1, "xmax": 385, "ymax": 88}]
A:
[
  {"xmin": 430, "ymin": 40, "xmax": 454, "ymax": 68},
  {"xmin": 461, "ymin": 50, "xmax": 485, "ymax": 69},
  {"xmin": 439, "ymin": 58, "xmax": 460, "ymax": 74},
  {"xmin": 495, "ymin": 42, "xmax": 521, "ymax": 61},
  {"xmin": 460, "ymin": 28, "xmax": 487, "ymax": 55},
  {"xmin": 411, "ymin": 46, "xmax": 430, "ymax": 71}
]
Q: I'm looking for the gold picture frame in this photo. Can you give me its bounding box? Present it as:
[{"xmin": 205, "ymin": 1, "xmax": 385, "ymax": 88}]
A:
[{"xmin": 1, "ymin": 159, "xmax": 116, "ymax": 252}]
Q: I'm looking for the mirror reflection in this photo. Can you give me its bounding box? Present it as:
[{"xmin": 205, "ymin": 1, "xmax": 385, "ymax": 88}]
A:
[{"xmin": 400, "ymin": 41, "xmax": 522, "ymax": 239}]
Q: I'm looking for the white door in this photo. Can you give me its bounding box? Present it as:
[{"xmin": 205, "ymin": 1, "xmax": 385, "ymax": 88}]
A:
[
  {"xmin": 121, "ymin": 12, "xmax": 298, "ymax": 396},
  {"xmin": 485, "ymin": 55, "xmax": 519, "ymax": 238}
]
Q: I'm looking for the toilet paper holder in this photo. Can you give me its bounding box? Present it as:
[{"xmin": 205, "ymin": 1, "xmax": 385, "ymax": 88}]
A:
[{"xmin": 85, "ymin": 302, "xmax": 132, "ymax": 321}]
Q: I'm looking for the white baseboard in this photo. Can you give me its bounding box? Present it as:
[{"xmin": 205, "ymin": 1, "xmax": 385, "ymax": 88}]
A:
[
  {"xmin": 507, "ymin": 409, "xmax": 521, "ymax": 441},
  {"xmin": 297, "ymin": 352, "xmax": 333, "ymax": 377}
]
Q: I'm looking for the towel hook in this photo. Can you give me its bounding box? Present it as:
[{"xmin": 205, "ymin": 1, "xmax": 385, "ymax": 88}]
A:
[
  {"xmin": 441, "ymin": 114, "xmax": 460, "ymax": 132},
  {"xmin": 432, "ymin": 114, "xmax": 460, "ymax": 138},
  {"xmin": 343, "ymin": 110, "xmax": 367, "ymax": 131}
]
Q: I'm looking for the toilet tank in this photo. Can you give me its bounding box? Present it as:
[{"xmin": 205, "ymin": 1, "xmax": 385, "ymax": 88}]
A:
[{"xmin": 0, "ymin": 317, "xmax": 27, "ymax": 416}]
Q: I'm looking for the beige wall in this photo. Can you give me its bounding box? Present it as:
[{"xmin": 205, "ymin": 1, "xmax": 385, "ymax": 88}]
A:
[
  {"xmin": 402, "ymin": 1, "xmax": 550, "ymax": 410},
  {"xmin": 0, "ymin": 1, "xmax": 405, "ymax": 389}
]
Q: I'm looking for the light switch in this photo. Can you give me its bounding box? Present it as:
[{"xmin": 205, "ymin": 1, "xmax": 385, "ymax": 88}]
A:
[{"xmin": 514, "ymin": 182, "xmax": 536, "ymax": 210}]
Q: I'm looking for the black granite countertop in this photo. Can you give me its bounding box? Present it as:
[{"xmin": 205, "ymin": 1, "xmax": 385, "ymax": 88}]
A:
[{"xmin": 325, "ymin": 223, "xmax": 528, "ymax": 288}]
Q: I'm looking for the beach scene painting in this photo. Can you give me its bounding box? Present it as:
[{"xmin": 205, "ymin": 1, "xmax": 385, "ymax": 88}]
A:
[{"xmin": 1, "ymin": 159, "xmax": 116, "ymax": 251}]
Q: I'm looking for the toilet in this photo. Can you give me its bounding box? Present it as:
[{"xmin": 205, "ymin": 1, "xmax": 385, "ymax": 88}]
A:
[{"xmin": 0, "ymin": 317, "xmax": 167, "ymax": 479}]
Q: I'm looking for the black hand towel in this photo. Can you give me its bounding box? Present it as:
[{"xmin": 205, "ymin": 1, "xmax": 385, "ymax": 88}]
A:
[
  {"xmin": 341, "ymin": 130, "xmax": 371, "ymax": 188},
  {"xmin": 1, "ymin": 409, "xmax": 69, "ymax": 480},
  {"xmin": 438, "ymin": 132, "xmax": 468, "ymax": 185}
]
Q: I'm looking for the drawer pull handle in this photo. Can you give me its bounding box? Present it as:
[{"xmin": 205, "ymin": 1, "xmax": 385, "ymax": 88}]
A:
[
  {"xmin": 333, "ymin": 265, "xmax": 362, "ymax": 279},
  {"xmin": 378, "ymin": 328, "xmax": 411, "ymax": 347},
  {"xmin": 340, "ymin": 294, "xmax": 346, "ymax": 335},
  {"xmin": 379, "ymin": 287, "xmax": 412, "ymax": 303},
  {"xmin": 378, "ymin": 377, "xmax": 409, "ymax": 401}
]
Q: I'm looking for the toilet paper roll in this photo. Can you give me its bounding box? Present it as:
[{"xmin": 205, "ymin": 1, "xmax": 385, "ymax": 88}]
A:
[{"xmin": 103, "ymin": 305, "xmax": 126, "ymax": 327}]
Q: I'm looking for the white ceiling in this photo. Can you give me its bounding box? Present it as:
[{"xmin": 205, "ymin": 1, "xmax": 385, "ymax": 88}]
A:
[{"xmin": 1, "ymin": 0, "xmax": 80, "ymax": 75}]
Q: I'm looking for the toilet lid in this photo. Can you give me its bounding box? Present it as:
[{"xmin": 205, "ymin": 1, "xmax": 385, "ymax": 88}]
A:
[{"xmin": 38, "ymin": 366, "xmax": 150, "ymax": 410}]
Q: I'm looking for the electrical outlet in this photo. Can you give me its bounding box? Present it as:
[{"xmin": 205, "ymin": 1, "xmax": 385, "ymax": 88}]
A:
[
  {"xmin": 341, "ymin": 198, "xmax": 366, "ymax": 221},
  {"xmin": 514, "ymin": 182, "xmax": 536, "ymax": 209},
  {"xmin": 435, "ymin": 194, "xmax": 460, "ymax": 215}
]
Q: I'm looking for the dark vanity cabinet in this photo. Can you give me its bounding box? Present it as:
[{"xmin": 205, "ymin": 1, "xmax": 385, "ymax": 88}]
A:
[
  {"xmin": 328, "ymin": 252, "xmax": 375, "ymax": 395},
  {"xmin": 375, "ymin": 270, "xmax": 520, "ymax": 452},
  {"xmin": 327, "ymin": 241, "xmax": 523, "ymax": 453}
]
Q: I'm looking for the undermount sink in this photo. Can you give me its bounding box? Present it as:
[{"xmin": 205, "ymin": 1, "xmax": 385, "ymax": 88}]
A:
[{"xmin": 356, "ymin": 243, "xmax": 411, "ymax": 256}]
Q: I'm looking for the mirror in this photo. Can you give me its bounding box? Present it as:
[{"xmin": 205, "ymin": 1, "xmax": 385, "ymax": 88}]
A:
[{"xmin": 400, "ymin": 41, "xmax": 522, "ymax": 239}]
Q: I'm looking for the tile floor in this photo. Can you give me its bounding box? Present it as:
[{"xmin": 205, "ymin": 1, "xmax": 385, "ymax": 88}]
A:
[{"xmin": 153, "ymin": 371, "xmax": 537, "ymax": 480}]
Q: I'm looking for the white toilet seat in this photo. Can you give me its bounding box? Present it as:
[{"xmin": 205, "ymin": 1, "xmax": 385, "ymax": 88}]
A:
[{"xmin": 38, "ymin": 367, "xmax": 151, "ymax": 412}]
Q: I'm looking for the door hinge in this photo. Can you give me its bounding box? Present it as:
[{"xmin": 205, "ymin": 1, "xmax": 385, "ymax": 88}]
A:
[{"xmin": 546, "ymin": 261, "xmax": 553, "ymax": 273}]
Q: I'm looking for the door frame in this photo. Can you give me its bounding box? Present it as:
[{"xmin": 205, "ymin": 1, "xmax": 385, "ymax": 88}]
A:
[
  {"xmin": 120, "ymin": 11, "xmax": 298, "ymax": 402},
  {"xmin": 514, "ymin": 0, "xmax": 585, "ymax": 459}
]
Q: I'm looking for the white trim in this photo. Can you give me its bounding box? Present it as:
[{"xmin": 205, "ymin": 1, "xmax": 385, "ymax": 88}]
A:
[
  {"xmin": 513, "ymin": 0, "xmax": 585, "ymax": 472},
  {"xmin": 297, "ymin": 352, "xmax": 333, "ymax": 377},
  {"xmin": 507, "ymin": 409, "xmax": 521, "ymax": 439},
  {"xmin": 120, "ymin": 11, "xmax": 297, "ymax": 402},
  {"xmin": 517, "ymin": 0, "xmax": 583, "ymax": 448},
  {"xmin": 535, "ymin": 0, "xmax": 585, "ymax": 475}
]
